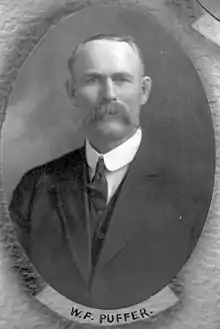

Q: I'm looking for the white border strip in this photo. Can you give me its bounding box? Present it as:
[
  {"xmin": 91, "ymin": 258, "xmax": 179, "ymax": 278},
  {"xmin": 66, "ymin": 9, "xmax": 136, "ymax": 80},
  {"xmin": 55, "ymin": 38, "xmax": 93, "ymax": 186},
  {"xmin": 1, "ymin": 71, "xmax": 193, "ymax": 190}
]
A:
[
  {"xmin": 36, "ymin": 284, "xmax": 178, "ymax": 326},
  {"xmin": 192, "ymin": 11, "xmax": 220, "ymax": 47}
]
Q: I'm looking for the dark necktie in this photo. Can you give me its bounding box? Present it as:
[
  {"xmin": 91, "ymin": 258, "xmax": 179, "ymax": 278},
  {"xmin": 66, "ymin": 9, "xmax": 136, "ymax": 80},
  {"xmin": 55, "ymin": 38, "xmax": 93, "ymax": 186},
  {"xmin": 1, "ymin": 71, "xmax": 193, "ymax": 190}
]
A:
[
  {"xmin": 88, "ymin": 156, "xmax": 108, "ymax": 212},
  {"xmin": 87, "ymin": 157, "xmax": 108, "ymax": 270}
]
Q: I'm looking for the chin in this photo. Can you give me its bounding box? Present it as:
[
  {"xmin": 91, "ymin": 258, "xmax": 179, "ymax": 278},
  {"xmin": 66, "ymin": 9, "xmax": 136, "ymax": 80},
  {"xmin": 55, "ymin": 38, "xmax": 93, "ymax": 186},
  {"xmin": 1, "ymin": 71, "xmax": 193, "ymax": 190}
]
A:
[{"xmin": 95, "ymin": 121, "xmax": 130, "ymax": 137}]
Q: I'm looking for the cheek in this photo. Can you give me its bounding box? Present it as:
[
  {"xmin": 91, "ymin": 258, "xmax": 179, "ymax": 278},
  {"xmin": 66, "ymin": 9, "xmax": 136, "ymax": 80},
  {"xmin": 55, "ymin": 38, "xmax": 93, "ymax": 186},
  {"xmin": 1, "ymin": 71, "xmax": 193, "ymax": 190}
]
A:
[
  {"xmin": 119, "ymin": 88, "xmax": 141, "ymax": 108},
  {"xmin": 77, "ymin": 86, "xmax": 100, "ymax": 106},
  {"xmin": 118, "ymin": 90, "xmax": 142, "ymax": 121}
]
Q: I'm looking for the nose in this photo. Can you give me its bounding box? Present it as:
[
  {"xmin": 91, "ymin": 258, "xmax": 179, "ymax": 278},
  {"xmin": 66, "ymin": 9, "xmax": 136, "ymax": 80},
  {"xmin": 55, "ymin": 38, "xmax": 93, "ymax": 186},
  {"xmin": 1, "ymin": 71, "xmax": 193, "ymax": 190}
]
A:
[{"xmin": 101, "ymin": 78, "xmax": 117, "ymax": 103}]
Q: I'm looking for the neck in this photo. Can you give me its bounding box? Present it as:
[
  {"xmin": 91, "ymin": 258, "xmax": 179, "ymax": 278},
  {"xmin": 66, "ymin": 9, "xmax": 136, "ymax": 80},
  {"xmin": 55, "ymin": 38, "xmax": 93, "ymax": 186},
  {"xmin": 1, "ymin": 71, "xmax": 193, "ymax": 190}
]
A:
[{"xmin": 87, "ymin": 128, "xmax": 139, "ymax": 154}]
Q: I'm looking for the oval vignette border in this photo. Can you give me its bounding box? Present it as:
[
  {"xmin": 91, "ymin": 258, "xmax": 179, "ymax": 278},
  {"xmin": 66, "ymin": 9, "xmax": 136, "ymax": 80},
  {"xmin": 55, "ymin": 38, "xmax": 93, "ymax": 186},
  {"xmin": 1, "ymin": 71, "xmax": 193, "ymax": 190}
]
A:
[{"xmin": 0, "ymin": 1, "xmax": 217, "ymax": 328}]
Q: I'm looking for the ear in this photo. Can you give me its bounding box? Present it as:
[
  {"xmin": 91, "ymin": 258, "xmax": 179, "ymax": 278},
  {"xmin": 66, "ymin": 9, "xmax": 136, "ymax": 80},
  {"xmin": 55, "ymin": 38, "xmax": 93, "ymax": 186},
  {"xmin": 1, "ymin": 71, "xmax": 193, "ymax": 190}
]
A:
[
  {"xmin": 140, "ymin": 76, "xmax": 152, "ymax": 105},
  {"xmin": 65, "ymin": 79, "xmax": 76, "ymax": 102}
]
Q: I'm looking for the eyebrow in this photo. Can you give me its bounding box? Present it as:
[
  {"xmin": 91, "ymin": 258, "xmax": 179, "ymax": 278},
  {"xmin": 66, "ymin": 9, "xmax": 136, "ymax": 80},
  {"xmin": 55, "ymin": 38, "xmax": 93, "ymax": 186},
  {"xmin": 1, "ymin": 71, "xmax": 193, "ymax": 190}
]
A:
[
  {"xmin": 83, "ymin": 72, "xmax": 103, "ymax": 79},
  {"xmin": 83, "ymin": 71, "xmax": 135, "ymax": 79}
]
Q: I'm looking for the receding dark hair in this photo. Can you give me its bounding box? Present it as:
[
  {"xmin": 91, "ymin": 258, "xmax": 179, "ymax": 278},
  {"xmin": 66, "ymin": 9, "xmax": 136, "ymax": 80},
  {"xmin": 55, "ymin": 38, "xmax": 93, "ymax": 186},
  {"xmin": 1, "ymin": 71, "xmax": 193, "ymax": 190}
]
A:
[{"xmin": 67, "ymin": 33, "xmax": 145, "ymax": 83}]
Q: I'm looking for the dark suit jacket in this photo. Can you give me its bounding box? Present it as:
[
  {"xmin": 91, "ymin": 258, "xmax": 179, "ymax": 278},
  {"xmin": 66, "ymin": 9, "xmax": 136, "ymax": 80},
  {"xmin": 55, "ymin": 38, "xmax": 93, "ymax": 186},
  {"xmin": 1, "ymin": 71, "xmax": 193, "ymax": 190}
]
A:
[{"xmin": 9, "ymin": 132, "xmax": 213, "ymax": 309}]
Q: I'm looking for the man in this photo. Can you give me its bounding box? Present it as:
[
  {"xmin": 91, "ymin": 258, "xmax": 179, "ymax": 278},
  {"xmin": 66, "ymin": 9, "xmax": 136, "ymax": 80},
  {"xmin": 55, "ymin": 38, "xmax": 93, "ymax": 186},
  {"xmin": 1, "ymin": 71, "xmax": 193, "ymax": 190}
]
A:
[{"xmin": 9, "ymin": 34, "xmax": 209, "ymax": 310}]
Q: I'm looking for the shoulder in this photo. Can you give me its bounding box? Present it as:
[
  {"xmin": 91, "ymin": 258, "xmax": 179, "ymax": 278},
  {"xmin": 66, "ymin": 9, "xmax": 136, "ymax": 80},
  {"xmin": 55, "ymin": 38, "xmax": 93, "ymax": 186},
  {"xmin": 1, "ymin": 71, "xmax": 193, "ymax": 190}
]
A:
[
  {"xmin": 14, "ymin": 146, "xmax": 85, "ymax": 193},
  {"xmin": 38, "ymin": 147, "xmax": 84, "ymax": 176}
]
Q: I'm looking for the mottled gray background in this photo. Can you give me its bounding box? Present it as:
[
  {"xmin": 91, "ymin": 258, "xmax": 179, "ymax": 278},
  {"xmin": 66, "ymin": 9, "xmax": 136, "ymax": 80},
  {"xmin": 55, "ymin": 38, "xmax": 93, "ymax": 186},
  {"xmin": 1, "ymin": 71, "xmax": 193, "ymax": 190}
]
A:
[
  {"xmin": 1, "ymin": 5, "xmax": 213, "ymax": 204},
  {"xmin": 0, "ymin": 1, "xmax": 220, "ymax": 329}
]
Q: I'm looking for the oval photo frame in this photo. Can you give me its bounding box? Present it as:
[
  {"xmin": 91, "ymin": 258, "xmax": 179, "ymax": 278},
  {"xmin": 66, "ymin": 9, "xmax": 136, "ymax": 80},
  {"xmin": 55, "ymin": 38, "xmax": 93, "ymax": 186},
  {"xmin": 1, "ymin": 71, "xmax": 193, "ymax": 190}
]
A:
[{"xmin": 0, "ymin": 1, "xmax": 216, "ymax": 328}]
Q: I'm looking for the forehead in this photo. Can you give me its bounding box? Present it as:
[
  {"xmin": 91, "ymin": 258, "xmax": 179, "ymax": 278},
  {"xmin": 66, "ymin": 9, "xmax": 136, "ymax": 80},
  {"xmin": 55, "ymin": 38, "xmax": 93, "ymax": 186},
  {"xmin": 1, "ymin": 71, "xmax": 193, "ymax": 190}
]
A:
[{"xmin": 74, "ymin": 40, "xmax": 141, "ymax": 79}]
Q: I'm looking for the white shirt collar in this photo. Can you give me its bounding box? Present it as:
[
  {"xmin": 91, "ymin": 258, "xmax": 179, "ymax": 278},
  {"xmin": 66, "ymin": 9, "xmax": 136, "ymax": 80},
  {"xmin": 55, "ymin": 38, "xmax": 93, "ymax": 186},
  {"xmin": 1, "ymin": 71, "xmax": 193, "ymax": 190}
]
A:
[{"xmin": 85, "ymin": 128, "xmax": 142, "ymax": 172}]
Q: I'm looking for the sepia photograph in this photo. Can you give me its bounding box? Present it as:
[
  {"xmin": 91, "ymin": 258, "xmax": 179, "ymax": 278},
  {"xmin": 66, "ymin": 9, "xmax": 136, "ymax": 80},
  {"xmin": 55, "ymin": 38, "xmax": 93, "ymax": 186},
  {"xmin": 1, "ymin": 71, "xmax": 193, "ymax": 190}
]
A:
[{"xmin": 2, "ymin": 5, "xmax": 215, "ymax": 312}]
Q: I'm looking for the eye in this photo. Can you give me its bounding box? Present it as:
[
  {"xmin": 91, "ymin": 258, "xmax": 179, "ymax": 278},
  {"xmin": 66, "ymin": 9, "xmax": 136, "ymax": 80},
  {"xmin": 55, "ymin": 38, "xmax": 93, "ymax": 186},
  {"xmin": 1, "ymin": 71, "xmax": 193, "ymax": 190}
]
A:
[
  {"xmin": 85, "ymin": 76, "xmax": 100, "ymax": 84},
  {"xmin": 114, "ymin": 75, "xmax": 132, "ymax": 83}
]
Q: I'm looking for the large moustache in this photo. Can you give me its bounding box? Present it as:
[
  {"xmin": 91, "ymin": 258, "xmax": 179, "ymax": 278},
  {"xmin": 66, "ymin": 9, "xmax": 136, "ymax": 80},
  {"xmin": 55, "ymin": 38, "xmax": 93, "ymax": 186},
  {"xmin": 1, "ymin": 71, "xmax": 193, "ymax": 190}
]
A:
[{"xmin": 92, "ymin": 100, "xmax": 130, "ymax": 121}]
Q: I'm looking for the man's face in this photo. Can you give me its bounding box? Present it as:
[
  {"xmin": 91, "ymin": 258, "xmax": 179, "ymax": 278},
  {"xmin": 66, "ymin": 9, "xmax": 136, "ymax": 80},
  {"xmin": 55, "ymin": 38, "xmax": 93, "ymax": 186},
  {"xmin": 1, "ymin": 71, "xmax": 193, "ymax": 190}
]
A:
[{"xmin": 69, "ymin": 39, "xmax": 151, "ymax": 140}]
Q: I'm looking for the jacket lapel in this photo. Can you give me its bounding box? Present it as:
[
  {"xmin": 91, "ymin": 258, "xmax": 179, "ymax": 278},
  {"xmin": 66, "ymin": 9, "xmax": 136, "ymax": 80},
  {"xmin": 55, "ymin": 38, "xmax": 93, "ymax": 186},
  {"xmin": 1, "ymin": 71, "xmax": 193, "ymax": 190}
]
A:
[
  {"xmin": 50, "ymin": 147, "xmax": 92, "ymax": 285},
  {"xmin": 97, "ymin": 132, "xmax": 161, "ymax": 269}
]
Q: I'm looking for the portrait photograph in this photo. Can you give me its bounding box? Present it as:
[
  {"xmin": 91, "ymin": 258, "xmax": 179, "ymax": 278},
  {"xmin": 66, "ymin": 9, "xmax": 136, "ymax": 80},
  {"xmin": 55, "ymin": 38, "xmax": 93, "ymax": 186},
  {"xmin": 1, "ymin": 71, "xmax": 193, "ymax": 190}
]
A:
[{"xmin": 1, "ymin": 4, "xmax": 215, "ymax": 320}]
